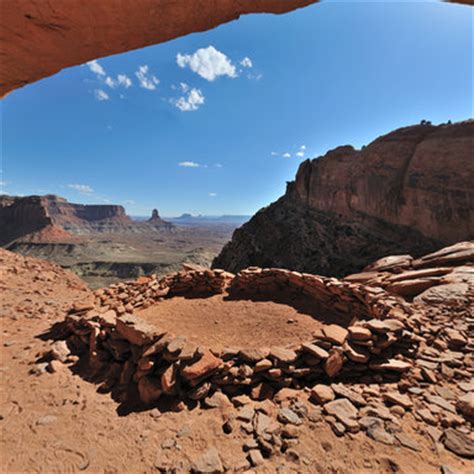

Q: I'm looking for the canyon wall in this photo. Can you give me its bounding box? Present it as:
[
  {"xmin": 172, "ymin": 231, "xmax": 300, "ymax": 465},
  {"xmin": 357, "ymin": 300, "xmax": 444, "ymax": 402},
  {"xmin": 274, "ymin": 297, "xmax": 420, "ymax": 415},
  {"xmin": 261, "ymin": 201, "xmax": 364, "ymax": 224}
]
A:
[
  {"xmin": 0, "ymin": 195, "xmax": 173, "ymax": 244},
  {"xmin": 213, "ymin": 120, "xmax": 474, "ymax": 277}
]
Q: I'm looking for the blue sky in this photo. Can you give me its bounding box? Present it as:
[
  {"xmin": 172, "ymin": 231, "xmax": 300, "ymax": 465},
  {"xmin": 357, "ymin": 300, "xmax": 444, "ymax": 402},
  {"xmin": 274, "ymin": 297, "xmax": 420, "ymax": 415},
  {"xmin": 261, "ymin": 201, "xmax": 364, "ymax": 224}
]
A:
[{"xmin": 1, "ymin": 1, "xmax": 472, "ymax": 216}]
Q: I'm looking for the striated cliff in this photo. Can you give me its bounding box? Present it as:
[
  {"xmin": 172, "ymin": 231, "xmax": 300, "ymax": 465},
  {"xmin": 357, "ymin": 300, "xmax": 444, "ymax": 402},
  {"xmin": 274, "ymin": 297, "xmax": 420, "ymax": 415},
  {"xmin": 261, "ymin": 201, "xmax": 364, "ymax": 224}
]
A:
[
  {"xmin": 213, "ymin": 120, "xmax": 474, "ymax": 276},
  {"xmin": 0, "ymin": 195, "xmax": 173, "ymax": 245}
]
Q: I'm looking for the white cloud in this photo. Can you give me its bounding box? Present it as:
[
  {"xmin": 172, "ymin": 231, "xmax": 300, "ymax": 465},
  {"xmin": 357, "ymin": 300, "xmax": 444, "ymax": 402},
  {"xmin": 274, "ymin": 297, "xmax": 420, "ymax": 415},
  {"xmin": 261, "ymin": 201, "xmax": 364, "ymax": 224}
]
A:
[
  {"xmin": 175, "ymin": 88, "xmax": 205, "ymax": 112},
  {"xmin": 135, "ymin": 65, "xmax": 160, "ymax": 90},
  {"xmin": 300, "ymin": 145, "xmax": 306, "ymax": 150},
  {"xmin": 214, "ymin": 163, "xmax": 223, "ymax": 168},
  {"xmin": 283, "ymin": 153, "xmax": 291, "ymax": 158},
  {"xmin": 67, "ymin": 184, "xmax": 94, "ymax": 194},
  {"xmin": 176, "ymin": 46, "xmax": 237, "ymax": 81},
  {"xmin": 240, "ymin": 57, "xmax": 253, "ymax": 68},
  {"xmin": 104, "ymin": 74, "xmax": 133, "ymax": 89},
  {"xmin": 180, "ymin": 82, "xmax": 190, "ymax": 92},
  {"xmin": 271, "ymin": 152, "xmax": 279, "ymax": 157},
  {"xmin": 94, "ymin": 89, "xmax": 109, "ymax": 101},
  {"xmin": 87, "ymin": 60, "xmax": 106, "ymax": 77},
  {"xmin": 209, "ymin": 192, "xmax": 217, "ymax": 197},
  {"xmin": 296, "ymin": 151, "xmax": 305, "ymax": 158},
  {"xmin": 104, "ymin": 76, "xmax": 115, "ymax": 88},
  {"xmin": 117, "ymin": 74, "xmax": 132, "ymax": 88},
  {"xmin": 178, "ymin": 161, "xmax": 201, "ymax": 168}
]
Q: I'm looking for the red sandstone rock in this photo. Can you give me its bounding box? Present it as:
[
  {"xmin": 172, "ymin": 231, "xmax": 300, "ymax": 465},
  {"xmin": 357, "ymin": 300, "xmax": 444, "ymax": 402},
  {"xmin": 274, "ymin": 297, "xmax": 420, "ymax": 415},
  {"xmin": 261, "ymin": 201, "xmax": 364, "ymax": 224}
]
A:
[
  {"xmin": 0, "ymin": 0, "xmax": 318, "ymax": 97},
  {"xmin": 181, "ymin": 350, "xmax": 221, "ymax": 381},
  {"xmin": 214, "ymin": 121, "xmax": 474, "ymax": 277},
  {"xmin": 324, "ymin": 351, "xmax": 344, "ymax": 378}
]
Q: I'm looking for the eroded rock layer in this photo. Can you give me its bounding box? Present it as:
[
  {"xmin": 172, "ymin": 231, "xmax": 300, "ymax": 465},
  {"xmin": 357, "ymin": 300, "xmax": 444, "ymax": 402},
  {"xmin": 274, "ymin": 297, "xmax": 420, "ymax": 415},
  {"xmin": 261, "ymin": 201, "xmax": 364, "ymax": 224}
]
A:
[
  {"xmin": 0, "ymin": 0, "xmax": 317, "ymax": 96},
  {"xmin": 214, "ymin": 121, "xmax": 474, "ymax": 276},
  {"xmin": 0, "ymin": 194, "xmax": 173, "ymax": 245}
]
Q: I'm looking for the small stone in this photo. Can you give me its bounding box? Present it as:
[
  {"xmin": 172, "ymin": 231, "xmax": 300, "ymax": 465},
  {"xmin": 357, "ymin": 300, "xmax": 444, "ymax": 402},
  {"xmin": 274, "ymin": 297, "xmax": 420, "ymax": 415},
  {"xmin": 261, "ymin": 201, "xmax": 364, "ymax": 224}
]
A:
[
  {"xmin": 237, "ymin": 405, "xmax": 255, "ymax": 423},
  {"xmin": 191, "ymin": 447, "xmax": 224, "ymax": 473},
  {"xmin": 204, "ymin": 392, "xmax": 232, "ymax": 409},
  {"xmin": 281, "ymin": 425, "xmax": 299, "ymax": 438},
  {"xmin": 324, "ymin": 351, "xmax": 344, "ymax": 378},
  {"xmin": 417, "ymin": 409, "xmax": 438, "ymax": 426},
  {"xmin": 181, "ymin": 350, "xmax": 221, "ymax": 381},
  {"xmin": 369, "ymin": 360, "xmax": 411, "ymax": 372},
  {"xmin": 331, "ymin": 383, "xmax": 367, "ymax": 407},
  {"xmin": 383, "ymin": 391, "xmax": 413, "ymax": 409},
  {"xmin": 278, "ymin": 408, "xmax": 302, "ymax": 426},
  {"xmin": 270, "ymin": 347, "xmax": 298, "ymax": 364},
  {"xmin": 425, "ymin": 395, "xmax": 456, "ymax": 414},
  {"xmin": 322, "ymin": 325, "xmax": 348, "ymax": 345},
  {"xmin": 442, "ymin": 428, "xmax": 474, "ymax": 459},
  {"xmin": 395, "ymin": 432, "xmax": 420, "ymax": 451},
  {"xmin": 366, "ymin": 319, "xmax": 404, "ymax": 333},
  {"xmin": 324, "ymin": 398, "xmax": 359, "ymax": 432},
  {"xmin": 366, "ymin": 425, "xmax": 395, "ymax": 445},
  {"xmin": 348, "ymin": 326, "xmax": 372, "ymax": 341},
  {"xmin": 301, "ymin": 342, "xmax": 329, "ymax": 359},
  {"xmin": 36, "ymin": 415, "xmax": 57, "ymax": 426},
  {"xmin": 310, "ymin": 385, "xmax": 335, "ymax": 405},
  {"xmin": 390, "ymin": 405, "xmax": 405, "ymax": 417},
  {"xmin": 239, "ymin": 347, "xmax": 270, "ymax": 363},
  {"xmin": 161, "ymin": 438, "xmax": 176, "ymax": 449},
  {"xmin": 50, "ymin": 340, "xmax": 70, "ymax": 362},
  {"xmin": 248, "ymin": 449, "xmax": 264, "ymax": 467},
  {"xmin": 456, "ymin": 392, "xmax": 474, "ymax": 421}
]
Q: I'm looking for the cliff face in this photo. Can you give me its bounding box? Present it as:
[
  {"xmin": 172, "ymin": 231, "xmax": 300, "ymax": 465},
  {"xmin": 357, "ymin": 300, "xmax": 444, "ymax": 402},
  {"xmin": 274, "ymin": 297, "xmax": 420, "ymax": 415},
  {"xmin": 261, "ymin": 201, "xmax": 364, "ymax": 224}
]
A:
[
  {"xmin": 0, "ymin": 195, "xmax": 172, "ymax": 245},
  {"xmin": 213, "ymin": 121, "xmax": 474, "ymax": 276}
]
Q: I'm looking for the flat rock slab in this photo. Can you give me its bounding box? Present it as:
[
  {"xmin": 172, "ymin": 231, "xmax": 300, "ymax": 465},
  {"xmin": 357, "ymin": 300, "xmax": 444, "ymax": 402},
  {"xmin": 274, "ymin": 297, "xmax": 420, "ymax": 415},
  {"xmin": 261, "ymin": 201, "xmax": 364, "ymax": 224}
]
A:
[{"xmin": 442, "ymin": 429, "xmax": 474, "ymax": 459}]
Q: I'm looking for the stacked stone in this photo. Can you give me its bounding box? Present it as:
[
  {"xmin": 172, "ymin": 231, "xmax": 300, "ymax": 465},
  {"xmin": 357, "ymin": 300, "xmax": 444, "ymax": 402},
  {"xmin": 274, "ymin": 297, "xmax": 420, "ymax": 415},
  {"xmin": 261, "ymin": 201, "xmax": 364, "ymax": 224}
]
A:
[
  {"xmin": 229, "ymin": 267, "xmax": 414, "ymax": 323},
  {"xmin": 93, "ymin": 276, "xmax": 169, "ymax": 313},
  {"xmin": 92, "ymin": 269, "xmax": 235, "ymax": 313},
  {"xmin": 62, "ymin": 304, "xmax": 416, "ymax": 407},
  {"xmin": 159, "ymin": 268, "xmax": 234, "ymax": 297}
]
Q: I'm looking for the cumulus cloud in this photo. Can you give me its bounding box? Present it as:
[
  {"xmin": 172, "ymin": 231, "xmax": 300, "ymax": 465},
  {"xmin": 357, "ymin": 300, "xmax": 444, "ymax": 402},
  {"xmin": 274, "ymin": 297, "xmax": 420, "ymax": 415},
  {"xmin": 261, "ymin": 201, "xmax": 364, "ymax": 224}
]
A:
[
  {"xmin": 176, "ymin": 46, "xmax": 237, "ymax": 81},
  {"xmin": 209, "ymin": 192, "xmax": 217, "ymax": 197},
  {"xmin": 283, "ymin": 153, "xmax": 291, "ymax": 158},
  {"xmin": 295, "ymin": 145, "xmax": 306, "ymax": 158},
  {"xmin": 135, "ymin": 65, "xmax": 159, "ymax": 90},
  {"xmin": 178, "ymin": 161, "xmax": 201, "ymax": 168},
  {"xmin": 87, "ymin": 60, "xmax": 106, "ymax": 77},
  {"xmin": 94, "ymin": 89, "xmax": 110, "ymax": 101},
  {"xmin": 175, "ymin": 88, "xmax": 205, "ymax": 112},
  {"xmin": 104, "ymin": 74, "xmax": 133, "ymax": 89},
  {"xmin": 240, "ymin": 57, "xmax": 253, "ymax": 68},
  {"xmin": 117, "ymin": 74, "xmax": 132, "ymax": 88},
  {"xmin": 271, "ymin": 152, "xmax": 279, "ymax": 157},
  {"xmin": 67, "ymin": 184, "xmax": 94, "ymax": 194}
]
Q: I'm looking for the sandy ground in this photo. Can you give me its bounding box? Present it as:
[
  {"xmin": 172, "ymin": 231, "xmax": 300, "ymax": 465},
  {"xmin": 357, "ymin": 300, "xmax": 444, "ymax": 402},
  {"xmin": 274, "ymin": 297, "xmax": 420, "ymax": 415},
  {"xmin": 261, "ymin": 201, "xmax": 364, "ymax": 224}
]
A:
[
  {"xmin": 136, "ymin": 294, "xmax": 343, "ymax": 351},
  {"xmin": 0, "ymin": 249, "xmax": 472, "ymax": 473}
]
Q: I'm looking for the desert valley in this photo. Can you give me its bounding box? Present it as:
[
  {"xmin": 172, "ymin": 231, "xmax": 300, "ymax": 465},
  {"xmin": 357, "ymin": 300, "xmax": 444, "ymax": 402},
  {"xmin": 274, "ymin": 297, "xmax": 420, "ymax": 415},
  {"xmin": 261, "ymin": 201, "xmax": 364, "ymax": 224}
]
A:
[{"xmin": 0, "ymin": 1, "xmax": 473, "ymax": 474}]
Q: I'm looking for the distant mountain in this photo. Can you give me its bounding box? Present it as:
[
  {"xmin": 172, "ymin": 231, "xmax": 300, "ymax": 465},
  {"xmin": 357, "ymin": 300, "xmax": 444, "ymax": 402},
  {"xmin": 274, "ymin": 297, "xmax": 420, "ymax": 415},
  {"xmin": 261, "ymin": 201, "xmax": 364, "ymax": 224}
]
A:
[
  {"xmin": 0, "ymin": 195, "xmax": 173, "ymax": 245},
  {"xmin": 166, "ymin": 214, "xmax": 251, "ymax": 225}
]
